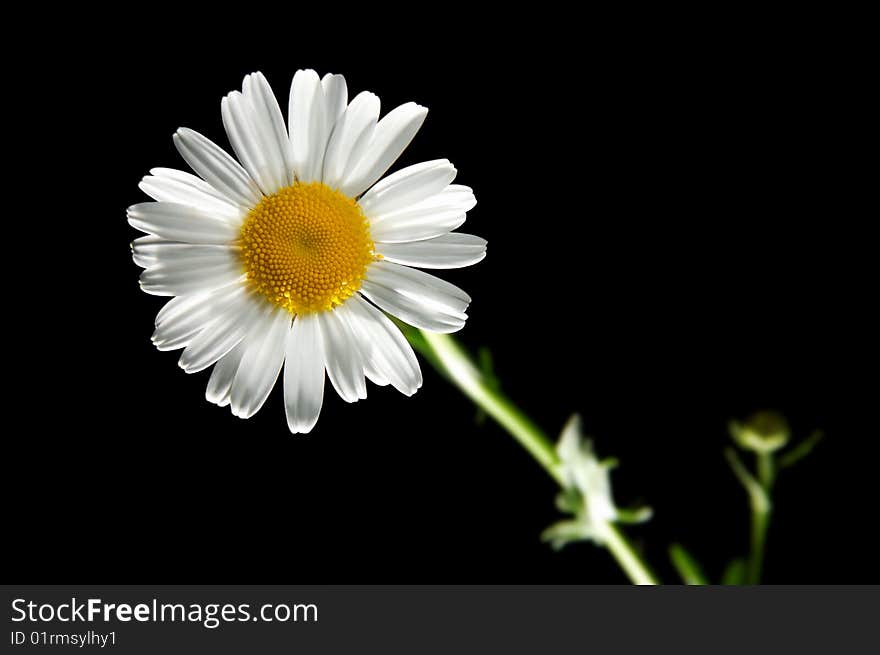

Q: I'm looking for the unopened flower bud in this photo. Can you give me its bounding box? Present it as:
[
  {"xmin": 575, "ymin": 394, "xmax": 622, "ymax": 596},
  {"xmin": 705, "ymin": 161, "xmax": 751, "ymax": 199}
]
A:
[{"xmin": 729, "ymin": 411, "xmax": 790, "ymax": 454}]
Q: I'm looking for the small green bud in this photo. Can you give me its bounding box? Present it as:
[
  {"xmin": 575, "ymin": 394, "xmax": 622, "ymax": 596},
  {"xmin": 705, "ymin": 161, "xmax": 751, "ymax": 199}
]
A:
[{"xmin": 729, "ymin": 410, "xmax": 790, "ymax": 454}]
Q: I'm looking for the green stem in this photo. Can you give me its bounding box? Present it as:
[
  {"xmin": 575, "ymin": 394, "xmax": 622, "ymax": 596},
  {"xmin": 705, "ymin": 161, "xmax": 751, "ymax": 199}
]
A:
[
  {"xmin": 758, "ymin": 451, "xmax": 775, "ymax": 489},
  {"xmin": 418, "ymin": 330, "xmax": 658, "ymax": 585},
  {"xmin": 749, "ymin": 507, "xmax": 769, "ymax": 584},
  {"xmin": 600, "ymin": 524, "xmax": 659, "ymax": 585},
  {"xmin": 419, "ymin": 331, "xmax": 561, "ymax": 483},
  {"xmin": 748, "ymin": 452, "xmax": 775, "ymax": 584}
]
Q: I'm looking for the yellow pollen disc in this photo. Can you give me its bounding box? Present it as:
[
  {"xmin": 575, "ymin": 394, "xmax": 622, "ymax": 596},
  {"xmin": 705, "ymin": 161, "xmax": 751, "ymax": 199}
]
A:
[{"xmin": 238, "ymin": 182, "xmax": 378, "ymax": 314}]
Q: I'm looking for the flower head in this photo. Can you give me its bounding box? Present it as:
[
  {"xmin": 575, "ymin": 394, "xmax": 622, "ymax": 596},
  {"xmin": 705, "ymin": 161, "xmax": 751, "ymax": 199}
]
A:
[{"xmin": 129, "ymin": 71, "xmax": 485, "ymax": 434}]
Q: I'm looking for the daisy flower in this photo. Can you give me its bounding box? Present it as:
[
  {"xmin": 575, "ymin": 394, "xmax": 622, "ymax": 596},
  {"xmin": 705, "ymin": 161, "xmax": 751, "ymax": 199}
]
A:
[{"xmin": 128, "ymin": 70, "xmax": 485, "ymax": 434}]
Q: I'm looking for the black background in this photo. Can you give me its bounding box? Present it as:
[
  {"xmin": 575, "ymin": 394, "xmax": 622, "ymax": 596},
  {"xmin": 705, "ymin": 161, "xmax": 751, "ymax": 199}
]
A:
[{"xmin": 7, "ymin": 10, "xmax": 873, "ymax": 583}]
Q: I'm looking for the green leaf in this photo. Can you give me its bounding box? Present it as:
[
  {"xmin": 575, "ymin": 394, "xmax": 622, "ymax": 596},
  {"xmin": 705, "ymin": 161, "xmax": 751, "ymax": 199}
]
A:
[
  {"xmin": 779, "ymin": 430, "xmax": 824, "ymax": 469},
  {"xmin": 478, "ymin": 347, "xmax": 496, "ymax": 382},
  {"xmin": 616, "ymin": 506, "xmax": 653, "ymax": 524},
  {"xmin": 721, "ymin": 558, "xmax": 747, "ymax": 585},
  {"xmin": 554, "ymin": 489, "xmax": 583, "ymax": 514},
  {"xmin": 474, "ymin": 347, "xmax": 497, "ymax": 425},
  {"xmin": 541, "ymin": 520, "xmax": 596, "ymax": 551},
  {"xmin": 669, "ymin": 543, "xmax": 709, "ymax": 585}
]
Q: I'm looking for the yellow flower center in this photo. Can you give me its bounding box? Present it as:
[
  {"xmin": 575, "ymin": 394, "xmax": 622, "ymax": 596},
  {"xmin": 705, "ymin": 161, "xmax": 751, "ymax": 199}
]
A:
[{"xmin": 238, "ymin": 182, "xmax": 377, "ymax": 314}]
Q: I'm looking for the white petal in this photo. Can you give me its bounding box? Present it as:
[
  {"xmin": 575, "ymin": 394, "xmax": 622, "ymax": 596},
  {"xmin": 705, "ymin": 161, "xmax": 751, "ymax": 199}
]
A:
[
  {"xmin": 140, "ymin": 266, "xmax": 239, "ymax": 300},
  {"xmin": 288, "ymin": 69, "xmax": 328, "ymax": 183},
  {"xmin": 368, "ymin": 185, "xmax": 476, "ymax": 243},
  {"xmin": 155, "ymin": 281, "xmax": 239, "ymax": 326},
  {"xmin": 133, "ymin": 241, "xmax": 237, "ymax": 267},
  {"xmin": 138, "ymin": 246, "xmax": 242, "ymax": 296},
  {"xmin": 366, "ymin": 260, "xmax": 470, "ymax": 312},
  {"xmin": 152, "ymin": 284, "xmax": 246, "ymax": 352},
  {"xmin": 322, "ymin": 91, "xmax": 380, "ymax": 189},
  {"xmin": 340, "ymin": 102, "xmax": 428, "ymax": 198},
  {"xmin": 222, "ymin": 90, "xmax": 282, "ymax": 195},
  {"xmin": 242, "ymin": 72, "xmax": 294, "ymax": 189},
  {"xmin": 173, "ymin": 128, "xmax": 262, "ymax": 207},
  {"xmin": 331, "ymin": 305, "xmax": 387, "ymax": 387},
  {"xmin": 131, "ymin": 235, "xmax": 162, "ymax": 268},
  {"xmin": 359, "ymin": 282, "xmax": 466, "ymax": 333},
  {"xmin": 149, "ymin": 167, "xmax": 228, "ymax": 200},
  {"xmin": 155, "ymin": 287, "xmax": 214, "ymax": 327},
  {"xmin": 315, "ymin": 307, "xmax": 366, "ymax": 403},
  {"xmin": 139, "ymin": 169, "xmax": 244, "ymax": 223},
  {"xmin": 345, "ymin": 296, "xmax": 422, "ymax": 396},
  {"xmin": 221, "ymin": 73, "xmax": 292, "ymax": 195},
  {"xmin": 376, "ymin": 233, "xmax": 487, "ymax": 269},
  {"xmin": 321, "ymin": 73, "xmax": 348, "ymax": 133},
  {"xmin": 283, "ymin": 314, "xmax": 326, "ymax": 434},
  {"xmin": 127, "ymin": 202, "xmax": 239, "ymax": 244},
  {"xmin": 206, "ymin": 340, "xmax": 246, "ymax": 407},
  {"xmin": 362, "ymin": 361, "xmax": 390, "ymax": 387},
  {"xmin": 359, "ymin": 261, "xmax": 471, "ymax": 333},
  {"xmin": 230, "ymin": 307, "xmax": 290, "ymax": 419},
  {"xmin": 358, "ymin": 159, "xmax": 456, "ymax": 216},
  {"xmin": 178, "ymin": 293, "xmax": 263, "ymax": 373}
]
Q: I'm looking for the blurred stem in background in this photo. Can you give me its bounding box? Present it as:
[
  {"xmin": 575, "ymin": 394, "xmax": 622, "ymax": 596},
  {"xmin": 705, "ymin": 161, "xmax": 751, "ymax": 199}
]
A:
[
  {"xmin": 726, "ymin": 412, "xmax": 823, "ymax": 584},
  {"xmin": 725, "ymin": 447, "xmax": 773, "ymax": 584},
  {"xmin": 400, "ymin": 327, "xmax": 822, "ymax": 585},
  {"xmin": 402, "ymin": 327, "xmax": 658, "ymax": 585}
]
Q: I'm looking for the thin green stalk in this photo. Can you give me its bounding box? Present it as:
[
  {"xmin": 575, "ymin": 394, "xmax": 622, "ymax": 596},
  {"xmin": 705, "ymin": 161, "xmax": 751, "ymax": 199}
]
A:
[
  {"xmin": 600, "ymin": 524, "xmax": 658, "ymax": 586},
  {"xmin": 417, "ymin": 330, "xmax": 658, "ymax": 585},
  {"xmin": 749, "ymin": 452, "xmax": 775, "ymax": 584},
  {"xmin": 421, "ymin": 331, "xmax": 560, "ymax": 483},
  {"xmin": 726, "ymin": 447, "xmax": 774, "ymax": 584},
  {"xmin": 749, "ymin": 507, "xmax": 769, "ymax": 584}
]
